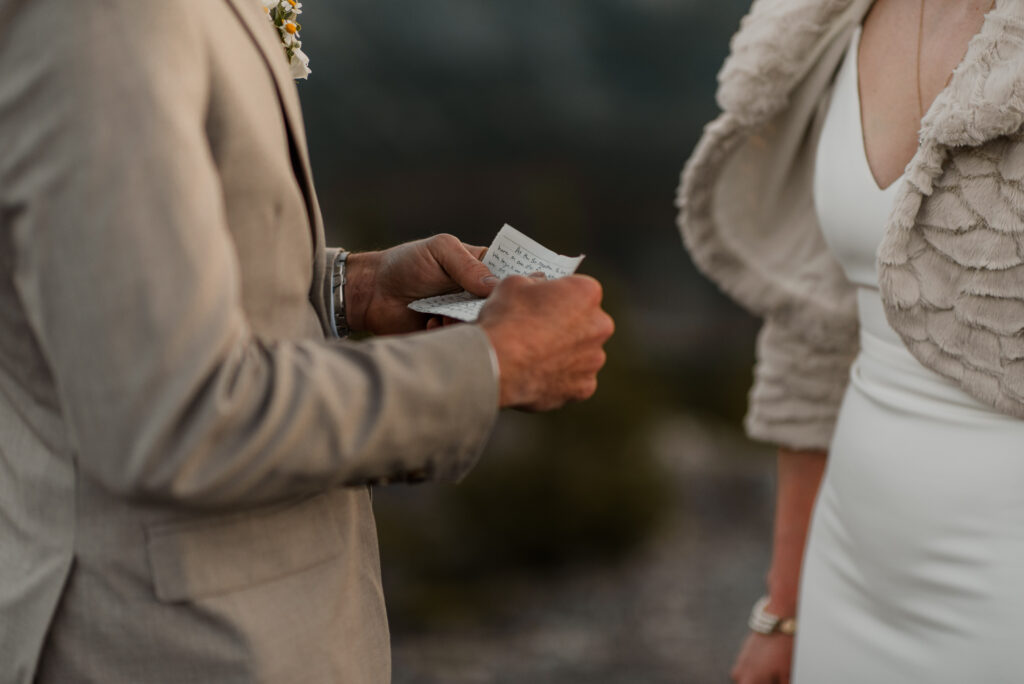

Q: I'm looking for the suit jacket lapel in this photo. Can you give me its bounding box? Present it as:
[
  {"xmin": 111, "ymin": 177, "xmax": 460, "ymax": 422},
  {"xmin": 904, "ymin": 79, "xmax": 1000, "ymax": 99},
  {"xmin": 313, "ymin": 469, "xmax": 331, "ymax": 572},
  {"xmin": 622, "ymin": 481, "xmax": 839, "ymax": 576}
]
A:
[{"xmin": 223, "ymin": 0, "xmax": 323, "ymax": 245}]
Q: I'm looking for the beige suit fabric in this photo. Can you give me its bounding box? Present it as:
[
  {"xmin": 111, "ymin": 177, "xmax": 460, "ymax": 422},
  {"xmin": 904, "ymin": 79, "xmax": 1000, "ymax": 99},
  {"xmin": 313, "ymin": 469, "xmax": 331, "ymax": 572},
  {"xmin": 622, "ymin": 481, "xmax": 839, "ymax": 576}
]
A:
[{"xmin": 0, "ymin": 1, "xmax": 500, "ymax": 682}]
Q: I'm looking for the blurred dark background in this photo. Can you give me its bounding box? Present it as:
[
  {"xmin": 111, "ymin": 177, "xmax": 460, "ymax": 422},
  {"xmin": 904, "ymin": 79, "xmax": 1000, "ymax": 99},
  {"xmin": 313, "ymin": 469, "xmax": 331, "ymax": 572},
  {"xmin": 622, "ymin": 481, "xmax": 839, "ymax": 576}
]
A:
[{"xmin": 299, "ymin": 2, "xmax": 775, "ymax": 682}]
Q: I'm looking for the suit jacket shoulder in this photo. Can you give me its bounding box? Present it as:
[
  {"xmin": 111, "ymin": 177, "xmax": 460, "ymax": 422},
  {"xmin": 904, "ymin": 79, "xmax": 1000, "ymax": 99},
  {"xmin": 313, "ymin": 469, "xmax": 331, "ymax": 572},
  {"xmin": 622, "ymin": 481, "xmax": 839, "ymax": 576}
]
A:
[{"xmin": 0, "ymin": 1, "xmax": 499, "ymax": 680}]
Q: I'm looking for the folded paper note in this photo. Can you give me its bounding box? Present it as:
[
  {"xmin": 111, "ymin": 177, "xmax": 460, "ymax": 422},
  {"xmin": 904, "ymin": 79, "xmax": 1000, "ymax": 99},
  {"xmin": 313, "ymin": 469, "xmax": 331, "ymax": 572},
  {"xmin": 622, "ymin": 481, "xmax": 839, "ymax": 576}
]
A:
[{"xmin": 409, "ymin": 224, "xmax": 585, "ymax": 322}]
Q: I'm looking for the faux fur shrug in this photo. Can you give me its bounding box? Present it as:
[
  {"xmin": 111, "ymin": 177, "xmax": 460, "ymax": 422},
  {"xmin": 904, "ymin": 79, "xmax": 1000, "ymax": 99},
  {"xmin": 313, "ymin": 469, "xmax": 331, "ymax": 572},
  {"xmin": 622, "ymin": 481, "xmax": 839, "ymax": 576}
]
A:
[{"xmin": 677, "ymin": 0, "xmax": 1024, "ymax": 449}]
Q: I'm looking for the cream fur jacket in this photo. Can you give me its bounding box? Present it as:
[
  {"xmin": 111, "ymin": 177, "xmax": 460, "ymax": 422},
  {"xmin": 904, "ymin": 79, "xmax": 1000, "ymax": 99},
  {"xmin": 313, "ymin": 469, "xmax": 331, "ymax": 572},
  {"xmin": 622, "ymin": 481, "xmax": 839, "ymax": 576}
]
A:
[{"xmin": 677, "ymin": 0, "xmax": 1024, "ymax": 451}]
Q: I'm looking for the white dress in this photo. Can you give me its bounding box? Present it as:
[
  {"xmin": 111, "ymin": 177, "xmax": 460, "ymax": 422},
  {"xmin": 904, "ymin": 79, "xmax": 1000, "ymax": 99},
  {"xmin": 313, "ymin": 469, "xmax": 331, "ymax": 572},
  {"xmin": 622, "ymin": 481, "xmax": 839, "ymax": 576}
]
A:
[{"xmin": 792, "ymin": 27, "xmax": 1024, "ymax": 683}]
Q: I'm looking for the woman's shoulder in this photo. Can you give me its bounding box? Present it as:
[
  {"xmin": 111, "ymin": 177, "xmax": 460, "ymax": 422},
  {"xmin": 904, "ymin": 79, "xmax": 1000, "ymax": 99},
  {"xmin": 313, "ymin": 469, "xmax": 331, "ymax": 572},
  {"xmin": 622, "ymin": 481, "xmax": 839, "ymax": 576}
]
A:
[
  {"xmin": 716, "ymin": 0, "xmax": 871, "ymax": 125},
  {"xmin": 920, "ymin": 1, "xmax": 1024, "ymax": 148},
  {"xmin": 676, "ymin": 0, "xmax": 871, "ymax": 347}
]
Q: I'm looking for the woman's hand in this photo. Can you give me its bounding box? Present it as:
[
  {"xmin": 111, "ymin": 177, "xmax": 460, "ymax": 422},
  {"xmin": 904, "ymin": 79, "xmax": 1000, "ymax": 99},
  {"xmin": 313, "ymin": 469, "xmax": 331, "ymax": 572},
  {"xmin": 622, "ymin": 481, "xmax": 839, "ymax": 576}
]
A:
[
  {"xmin": 731, "ymin": 633, "xmax": 794, "ymax": 684},
  {"xmin": 731, "ymin": 447, "xmax": 825, "ymax": 684}
]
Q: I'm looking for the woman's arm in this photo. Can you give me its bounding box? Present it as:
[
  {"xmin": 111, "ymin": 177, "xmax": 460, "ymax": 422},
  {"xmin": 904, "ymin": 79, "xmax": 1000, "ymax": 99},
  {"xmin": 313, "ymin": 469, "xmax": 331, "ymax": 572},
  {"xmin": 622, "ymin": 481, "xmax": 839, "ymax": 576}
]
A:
[{"xmin": 731, "ymin": 447, "xmax": 826, "ymax": 684}]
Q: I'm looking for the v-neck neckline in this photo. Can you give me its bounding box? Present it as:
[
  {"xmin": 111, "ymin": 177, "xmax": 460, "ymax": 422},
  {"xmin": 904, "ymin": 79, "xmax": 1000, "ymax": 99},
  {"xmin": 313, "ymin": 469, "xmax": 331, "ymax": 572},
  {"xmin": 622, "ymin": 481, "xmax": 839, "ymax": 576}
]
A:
[{"xmin": 851, "ymin": 26, "xmax": 904, "ymax": 193}]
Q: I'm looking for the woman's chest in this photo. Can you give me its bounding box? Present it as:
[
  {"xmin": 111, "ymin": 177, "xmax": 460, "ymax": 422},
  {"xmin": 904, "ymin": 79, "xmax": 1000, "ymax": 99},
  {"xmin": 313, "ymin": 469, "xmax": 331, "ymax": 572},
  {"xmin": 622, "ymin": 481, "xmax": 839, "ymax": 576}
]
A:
[{"xmin": 859, "ymin": 0, "xmax": 992, "ymax": 189}]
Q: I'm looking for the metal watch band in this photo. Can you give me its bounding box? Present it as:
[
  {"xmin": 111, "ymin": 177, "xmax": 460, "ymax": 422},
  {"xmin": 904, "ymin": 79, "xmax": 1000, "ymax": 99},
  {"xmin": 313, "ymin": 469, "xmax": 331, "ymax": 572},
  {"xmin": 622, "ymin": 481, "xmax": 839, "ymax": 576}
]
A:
[
  {"xmin": 748, "ymin": 596, "xmax": 797, "ymax": 636},
  {"xmin": 332, "ymin": 250, "xmax": 350, "ymax": 337}
]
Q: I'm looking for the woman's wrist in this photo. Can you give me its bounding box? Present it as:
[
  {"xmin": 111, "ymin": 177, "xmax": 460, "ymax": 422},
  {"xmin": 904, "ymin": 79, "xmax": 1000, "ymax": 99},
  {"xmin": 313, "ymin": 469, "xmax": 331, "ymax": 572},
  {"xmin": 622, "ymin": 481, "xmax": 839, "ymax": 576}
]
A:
[
  {"xmin": 759, "ymin": 448, "xmax": 826, "ymax": 624},
  {"xmin": 765, "ymin": 572, "xmax": 800, "ymax": 617},
  {"xmin": 763, "ymin": 594, "xmax": 798, "ymax": 619}
]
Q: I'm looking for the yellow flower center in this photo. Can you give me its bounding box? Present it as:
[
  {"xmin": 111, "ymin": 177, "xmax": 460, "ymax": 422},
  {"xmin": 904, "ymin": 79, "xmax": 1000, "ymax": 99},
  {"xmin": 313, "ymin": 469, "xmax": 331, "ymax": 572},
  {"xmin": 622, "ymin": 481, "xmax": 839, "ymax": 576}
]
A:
[
  {"xmin": 287, "ymin": 0, "xmax": 297, "ymax": 6},
  {"xmin": 285, "ymin": 22, "xmax": 298, "ymax": 34}
]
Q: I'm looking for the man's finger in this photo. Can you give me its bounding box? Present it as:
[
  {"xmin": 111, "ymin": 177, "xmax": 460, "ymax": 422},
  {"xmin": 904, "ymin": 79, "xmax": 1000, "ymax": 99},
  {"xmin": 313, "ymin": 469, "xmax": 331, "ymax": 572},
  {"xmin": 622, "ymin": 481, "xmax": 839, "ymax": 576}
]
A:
[
  {"xmin": 462, "ymin": 243, "xmax": 487, "ymax": 261},
  {"xmin": 431, "ymin": 237, "xmax": 498, "ymax": 297}
]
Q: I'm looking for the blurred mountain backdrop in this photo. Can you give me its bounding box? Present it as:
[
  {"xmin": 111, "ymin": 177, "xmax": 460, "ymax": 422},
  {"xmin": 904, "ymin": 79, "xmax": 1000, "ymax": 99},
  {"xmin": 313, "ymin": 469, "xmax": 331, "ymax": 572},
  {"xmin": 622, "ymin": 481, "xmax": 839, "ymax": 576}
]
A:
[
  {"xmin": 299, "ymin": 0, "xmax": 755, "ymax": 405},
  {"xmin": 294, "ymin": 3, "xmax": 772, "ymax": 682}
]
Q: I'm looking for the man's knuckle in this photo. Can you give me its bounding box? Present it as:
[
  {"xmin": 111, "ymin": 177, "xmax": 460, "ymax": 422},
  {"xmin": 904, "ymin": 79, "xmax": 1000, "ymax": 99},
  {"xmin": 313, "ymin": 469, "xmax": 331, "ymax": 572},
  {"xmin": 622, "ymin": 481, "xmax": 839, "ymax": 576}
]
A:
[
  {"xmin": 557, "ymin": 274, "xmax": 580, "ymax": 290},
  {"xmin": 430, "ymin": 233, "xmax": 460, "ymax": 253},
  {"xmin": 576, "ymin": 378, "xmax": 597, "ymax": 400},
  {"xmin": 566, "ymin": 275, "xmax": 601, "ymax": 301},
  {"xmin": 577, "ymin": 349, "xmax": 603, "ymax": 372},
  {"xmin": 583, "ymin": 315, "xmax": 612, "ymax": 343},
  {"xmin": 501, "ymin": 274, "xmax": 529, "ymax": 290}
]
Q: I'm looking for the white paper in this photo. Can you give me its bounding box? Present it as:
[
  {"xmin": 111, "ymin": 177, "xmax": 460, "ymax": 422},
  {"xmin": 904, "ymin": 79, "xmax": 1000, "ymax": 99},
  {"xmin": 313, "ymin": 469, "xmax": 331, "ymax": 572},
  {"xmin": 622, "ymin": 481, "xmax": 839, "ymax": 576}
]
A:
[{"xmin": 409, "ymin": 224, "xmax": 585, "ymax": 322}]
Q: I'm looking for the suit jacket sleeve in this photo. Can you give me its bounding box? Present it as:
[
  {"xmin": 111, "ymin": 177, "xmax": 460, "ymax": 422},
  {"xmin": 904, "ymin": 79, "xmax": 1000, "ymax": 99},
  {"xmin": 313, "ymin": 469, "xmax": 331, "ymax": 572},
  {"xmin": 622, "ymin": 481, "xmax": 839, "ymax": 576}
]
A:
[{"xmin": 0, "ymin": 1, "xmax": 499, "ymax": 508}]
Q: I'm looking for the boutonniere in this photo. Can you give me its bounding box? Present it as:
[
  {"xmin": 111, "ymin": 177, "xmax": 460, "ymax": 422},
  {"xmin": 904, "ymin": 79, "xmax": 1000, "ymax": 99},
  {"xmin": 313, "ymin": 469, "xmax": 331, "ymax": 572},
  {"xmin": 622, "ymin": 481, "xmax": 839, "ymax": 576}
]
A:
[{"xmin": 262, "ymin": 0, "xmax": 311, "ymax": 80}]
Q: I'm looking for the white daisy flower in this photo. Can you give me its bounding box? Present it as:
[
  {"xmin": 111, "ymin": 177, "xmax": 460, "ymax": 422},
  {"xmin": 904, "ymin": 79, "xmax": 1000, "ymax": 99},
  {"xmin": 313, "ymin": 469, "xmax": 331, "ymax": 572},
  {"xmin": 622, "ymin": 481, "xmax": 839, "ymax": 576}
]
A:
[
  {"xmin": 282, "ymin": 21, "xmax": 299, "ymax": 45},
  {"xmin": 263, "ymin": 0, "xmax": 310, "ymax": 80}
]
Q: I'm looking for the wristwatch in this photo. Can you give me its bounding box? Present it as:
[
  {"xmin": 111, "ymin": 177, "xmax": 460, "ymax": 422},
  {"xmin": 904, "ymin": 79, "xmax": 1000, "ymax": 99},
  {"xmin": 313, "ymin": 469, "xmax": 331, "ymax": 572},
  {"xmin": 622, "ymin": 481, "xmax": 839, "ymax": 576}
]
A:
[
  {"xmin": 332, "ymin": 250, "xmax": 350, "ymax": 338},
  {"xmin": 748, "ymin": 596, "xmax": 797, "ymax": 636}
]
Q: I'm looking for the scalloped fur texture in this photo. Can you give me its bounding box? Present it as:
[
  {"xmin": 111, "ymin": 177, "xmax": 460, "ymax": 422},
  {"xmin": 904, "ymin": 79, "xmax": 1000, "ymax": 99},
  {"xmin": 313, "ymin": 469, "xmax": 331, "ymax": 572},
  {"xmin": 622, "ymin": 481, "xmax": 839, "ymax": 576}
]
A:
[
  {"xmin": 878, "ymin": 1, "xmax": 1024, "ymax": 418},
  {"xmin": 745, "ymin": 318, "xmax": 857, "ymax": 450},
  {"xmin": 717, "ymin": 0, "xmax": 863, "ymax": 126},
  {"xmin": 679, "ymin": 0, "xmax": 1024, "ymax": 446}
]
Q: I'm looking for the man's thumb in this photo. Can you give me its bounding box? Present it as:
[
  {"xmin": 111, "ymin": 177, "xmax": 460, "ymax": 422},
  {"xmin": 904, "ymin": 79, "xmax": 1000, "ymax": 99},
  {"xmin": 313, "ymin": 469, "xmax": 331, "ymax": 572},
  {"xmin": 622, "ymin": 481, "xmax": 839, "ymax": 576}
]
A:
[{"xmin": 437, "ymin": 242, "xmax": 498, "ymax": 298}]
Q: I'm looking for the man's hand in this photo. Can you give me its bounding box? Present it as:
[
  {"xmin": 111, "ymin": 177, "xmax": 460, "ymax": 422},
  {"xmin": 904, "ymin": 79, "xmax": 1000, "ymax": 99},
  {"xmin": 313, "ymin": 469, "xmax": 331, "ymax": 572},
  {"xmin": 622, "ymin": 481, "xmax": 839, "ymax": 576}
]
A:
[
  {"xmin": 342, "ymin": 233, "xmax": 613, "ymax": 410},
  {"xmin": 345, "ymin": 234, "xmax": 497, "ymax": 335},
  {"xmin": 730, "ymin": 632, "xmax": 794, "ymax": 684},
  {"xmin": 477, "ymin": 274, "xmax": 614, "ymax": 410}
]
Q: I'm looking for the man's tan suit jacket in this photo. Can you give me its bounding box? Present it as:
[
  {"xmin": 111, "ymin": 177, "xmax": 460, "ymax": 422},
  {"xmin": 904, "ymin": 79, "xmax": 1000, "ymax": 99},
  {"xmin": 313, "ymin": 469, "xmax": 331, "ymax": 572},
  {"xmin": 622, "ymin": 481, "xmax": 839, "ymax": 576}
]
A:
[{"xmin": 0, "ymin": 1, "xmax": 500, "ymax": 681}]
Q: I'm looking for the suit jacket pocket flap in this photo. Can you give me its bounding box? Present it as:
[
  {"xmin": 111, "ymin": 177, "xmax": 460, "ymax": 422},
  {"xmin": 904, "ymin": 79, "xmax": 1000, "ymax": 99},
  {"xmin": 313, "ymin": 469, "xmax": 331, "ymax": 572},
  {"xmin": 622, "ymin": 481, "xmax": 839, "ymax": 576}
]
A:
[{"xmin": 146, "ymin": 493, "xmax": 341, "ymax": 602}]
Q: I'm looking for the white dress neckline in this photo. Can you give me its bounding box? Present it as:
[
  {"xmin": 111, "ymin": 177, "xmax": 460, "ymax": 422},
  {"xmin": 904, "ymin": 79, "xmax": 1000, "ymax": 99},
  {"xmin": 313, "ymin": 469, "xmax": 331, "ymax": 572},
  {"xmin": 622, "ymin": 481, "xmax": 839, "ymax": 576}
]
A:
[
  {"xmin": 813, "ymin": 24, "xmax": 1004, "ymax": 417},
  {"xmin": 813, "ymin": 25, "xmax": 902, "ymax": 292},
  {"xmin": 847, "ymin": 27, "xmax": 902, "ymax": 193}
]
